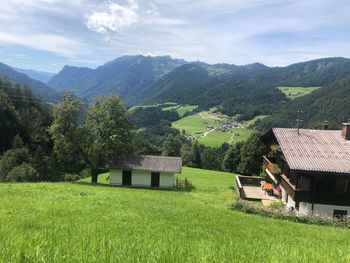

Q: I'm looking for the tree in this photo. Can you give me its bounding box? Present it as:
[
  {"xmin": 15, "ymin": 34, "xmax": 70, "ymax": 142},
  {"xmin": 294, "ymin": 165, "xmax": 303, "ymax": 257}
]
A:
[
  {"xmin": 237, "ymin": 133, "xmax": 267, "ymax": 176},
  {"xmin": 162, "ymin": 135, "xmax": 182, "ymax": 157},
  {"xmin": 49, "ymin": 94, "xmax": 134, "ymax": 183},
  {"xmin": 222, "ymin": 142, "xmax": 243, "ymax": 173}
]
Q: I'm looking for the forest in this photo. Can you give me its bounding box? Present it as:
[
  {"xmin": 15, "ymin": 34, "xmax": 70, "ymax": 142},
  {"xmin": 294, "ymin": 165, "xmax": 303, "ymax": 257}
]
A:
[{"xmin": 0, "ymin": 79, "xmax": 266, "ymax": 183}]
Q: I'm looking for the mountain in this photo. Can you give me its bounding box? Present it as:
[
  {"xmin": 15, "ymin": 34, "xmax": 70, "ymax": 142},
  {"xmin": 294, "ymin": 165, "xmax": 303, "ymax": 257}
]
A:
[
  {"xmin": 0, "ymin": 62, "xmax": 59, "ymax": 102},
  {"xmin": 48, "ymin": 55, "xmax": 187, "ymax": 103},
  {"xmin": 13, "ymin": 67, "xmax": 55, "ymax": 83},
  {"xmin": 131, "ymin": 57, "xmax": 350, "ymax": 118}
]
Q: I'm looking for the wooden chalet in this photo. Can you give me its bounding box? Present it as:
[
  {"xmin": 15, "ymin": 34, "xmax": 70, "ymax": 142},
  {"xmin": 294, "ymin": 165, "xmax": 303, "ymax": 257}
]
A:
[{"xmin": 259, "ymin": 121, "xmax": 350, "ymax": 218}]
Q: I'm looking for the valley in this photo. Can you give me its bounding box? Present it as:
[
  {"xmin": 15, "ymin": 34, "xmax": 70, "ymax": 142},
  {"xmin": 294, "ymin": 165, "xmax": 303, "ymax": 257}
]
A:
[{"xmin": 172, "ymin": 107, "xmax": 257, "ymax": 147}]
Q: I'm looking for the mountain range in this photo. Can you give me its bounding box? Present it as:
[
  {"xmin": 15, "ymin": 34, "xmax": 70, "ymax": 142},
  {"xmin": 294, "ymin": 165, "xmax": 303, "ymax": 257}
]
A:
[
  {"xmin": 13, "ymin": 67, "xmax": 55, "ymax": 83},
  {"xmin": 0, "ymin": 63, "xmax": 59, "ymax": 102},
  {"xmin": 1, "ymin": 55, "xmax": 350, "ymax": 129}
]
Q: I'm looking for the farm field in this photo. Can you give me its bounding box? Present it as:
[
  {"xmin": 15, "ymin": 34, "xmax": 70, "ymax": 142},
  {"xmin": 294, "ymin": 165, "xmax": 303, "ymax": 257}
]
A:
[
  {"xmin": 278, "ymin": 86, "xmax": 321, "ymax": 100},
  {"xmin": 163, "ymin": 104, "xmax": 198, "ymax": 117},
  {"xmin": 172, "ymin": 112, "xmax": 219, "ymax": 135},
  {"xmin": 172, "ymin": 110, "xmax": 257, "ymax": 147},
  {"xmin": 244, "ymin": 115, "xmax": 269, "ymax": 127},
  {"xmin": 231, "ymin": 128, "xmax": 255, "ymax": 143},
  {"xmin": 1, "ymin": 167, "xmax": 350, "ymax": 262},
  {"xmin": 198, "ymin": 130, "xmax": 233, "ymax": 147}
]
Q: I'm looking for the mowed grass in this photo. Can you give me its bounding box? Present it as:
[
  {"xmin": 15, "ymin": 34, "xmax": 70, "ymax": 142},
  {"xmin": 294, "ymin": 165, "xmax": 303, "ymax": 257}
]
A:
[
  {"xmin": 163, "ymin": 104, "xmax": 198, "ymax": 117},
  {"xmin": 244, "ymin": 115, "xmax": 269, "ymax": 127},
  {"xmin": 231, "ymin": 128, "xmax": 255, "ymax": 142},
  {"xmin": 1, "ymin": 167, "xmax": 350, "ymax": 262},
  {"xmin": 172, "ymin": 113, "xmax": 218, "ymax": 135},
  {"xmin": 198, "ymin": 131, "xmax": 233, "ymax": 147},
  {"xmin": 278, "ymin": 86, "xmax": 321, "ymax": 100}
]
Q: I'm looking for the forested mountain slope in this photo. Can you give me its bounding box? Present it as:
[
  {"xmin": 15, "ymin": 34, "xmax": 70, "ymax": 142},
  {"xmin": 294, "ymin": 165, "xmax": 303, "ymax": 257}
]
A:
[
  {"xmin": 256, "ymin": 76, "xmax": 350, "ymax": 131},
  {"xmin": 48, "ymin": 55, "xmax": 186, "ymax": 102},
  {"xmin": 0, "ymin": 62, "xmax": 59, "ymax": 101}
]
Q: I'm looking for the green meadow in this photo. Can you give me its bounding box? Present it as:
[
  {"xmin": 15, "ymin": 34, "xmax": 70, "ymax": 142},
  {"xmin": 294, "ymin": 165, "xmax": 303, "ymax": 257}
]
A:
[
  {"xmin": 172, "ymin": 113, "xmax": 219, "ymax": 135},
  {"xmin": 231, "ymin": 128, "xmax": 255, "ymax": 143},
  {"xmin": 244, "ymin": 115, "xmax": 269, "ymax": 127},
  {"xmin": 198, "ymin": 131, "xmax": 233, "ymax": 147},
  {"xmin": 1, "ymin": 167, "xmax": 350, "ymax": 262},
  {"xmin": 163, "ymin": 104, "xmax": 198, "ymax": 117},
  {"xmin": 278, "ymin": 86, "xmax": 321, "ymax": 100}
]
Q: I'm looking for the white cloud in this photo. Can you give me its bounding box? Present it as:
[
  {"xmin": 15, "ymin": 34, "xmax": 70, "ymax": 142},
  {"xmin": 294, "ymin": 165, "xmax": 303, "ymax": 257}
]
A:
[
  {"xmin": 0, "ymin": 32, "xmax": 88, "ymax": 58},
  {"xmin": 85, "ymin": 1, "xmax": 139, "ymax": 34}
]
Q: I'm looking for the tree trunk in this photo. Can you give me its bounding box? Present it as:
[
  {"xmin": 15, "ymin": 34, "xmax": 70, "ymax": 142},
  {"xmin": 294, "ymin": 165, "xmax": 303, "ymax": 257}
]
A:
[{"xmin": 91, "ymin": 168, "xmax": 98, "ymax": 184}]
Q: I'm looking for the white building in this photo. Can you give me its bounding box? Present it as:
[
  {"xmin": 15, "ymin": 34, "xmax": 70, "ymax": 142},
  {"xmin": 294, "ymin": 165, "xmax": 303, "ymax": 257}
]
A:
[{"xmin": 109, "ymin": 155, "xmax": 182, "ymax": 189}]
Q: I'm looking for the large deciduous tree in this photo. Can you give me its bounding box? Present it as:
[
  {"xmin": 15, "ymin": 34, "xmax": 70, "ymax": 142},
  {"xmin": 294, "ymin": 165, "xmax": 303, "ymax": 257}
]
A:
[{"xmin": 49, "ymin": 93, "xmax": 134, "ymax": 183}]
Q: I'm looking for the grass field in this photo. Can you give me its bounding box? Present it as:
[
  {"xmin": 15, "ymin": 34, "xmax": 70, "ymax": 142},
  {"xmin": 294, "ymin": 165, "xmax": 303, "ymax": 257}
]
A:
[
  {"xmin": 172, "ymin": 113, "xmax": 219, "ymax": 135},
  {"xmin": 244, "ymin": 115, "xmax": 269, "ymax": 127},
  {"xmin": 198, "ymin": 131, "xmax": 233, "ymax": 147},
  {"xmin": 278, "ymin": 86, "xmax": 321, "ymax": 100},
  {"xmin": 1, "ymin": 167, "xmax": 350, "ymax": 262},
  {"xmin": 231, "ymin": 128, "xmax": 255, "ymax": 142},
  {"xmin": 163, "ymin": 104, "xmax": 198, "ymax": 117}
]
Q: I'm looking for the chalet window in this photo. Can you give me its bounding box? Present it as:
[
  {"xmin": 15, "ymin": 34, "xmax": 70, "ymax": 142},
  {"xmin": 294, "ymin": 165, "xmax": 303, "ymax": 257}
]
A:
[
  {"xmin": 298, "ymin": 176, "xmax": 311, "ymax": 190},
  {"xmin": 122, "ymin": 170, "xmax": 132, "ymax": 186},
  {"xmin": 336, "ymin": 178, "xmax": 349, "ymax": 193},
  {"xmin": 333, "ymin": 210, "xmax": 347, "ymax": 219}
]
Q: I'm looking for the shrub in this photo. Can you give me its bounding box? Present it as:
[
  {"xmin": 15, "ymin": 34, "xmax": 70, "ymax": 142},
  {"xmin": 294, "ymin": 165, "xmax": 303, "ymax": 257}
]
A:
[
  {"xmin": 64, "ymin": 173, "xmax": 81, "ymax": 182},
  {"xmin": 7, "ymin": 163, "xmax": 39, "ymax": 182},
  {"xmin": 232, "ymin": 199, "xmax": 350, "ymax": 228},
  {"xmin": 176, "ymin": 178, "xmax": 195, "ymax": 191}
]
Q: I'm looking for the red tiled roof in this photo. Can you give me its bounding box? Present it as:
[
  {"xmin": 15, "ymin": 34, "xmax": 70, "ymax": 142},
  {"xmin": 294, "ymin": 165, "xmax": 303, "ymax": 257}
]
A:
[{"xmin": 272, "ymin": 128, "xmax": 350, "ymax": 174}]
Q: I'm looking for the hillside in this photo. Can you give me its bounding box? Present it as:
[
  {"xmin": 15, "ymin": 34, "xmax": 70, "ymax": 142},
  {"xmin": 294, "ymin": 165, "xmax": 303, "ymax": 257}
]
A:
[
  {"xmin": 0, "ymin": 62, "xmax": 59, "ymax": 101},
  {"xmin": 1, "ymin": 167, "xmax": 349, "ymax": 262},
  {"xmin": 257, "ymin": 76, "xmax": 350, "ymax": 131},
  {"xmin": 48, "ymin": 55, "xmax": 186, "ymax": 103}
]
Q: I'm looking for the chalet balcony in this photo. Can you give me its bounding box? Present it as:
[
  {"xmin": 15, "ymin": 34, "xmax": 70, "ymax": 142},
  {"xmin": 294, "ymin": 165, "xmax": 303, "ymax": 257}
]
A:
[
  {"xmin": 263, "ymin": 156, "xmax": 280, "ymax": 183},
  {"xmin": 263, "ymin": 156, "xmax": 311, "ymax": 202}
]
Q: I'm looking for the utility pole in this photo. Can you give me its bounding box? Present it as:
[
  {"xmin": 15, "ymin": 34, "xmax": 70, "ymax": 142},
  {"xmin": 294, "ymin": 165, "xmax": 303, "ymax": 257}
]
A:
[{"xmin": 297, "ymin": 109, "xmax": 303, "ymax": 135}]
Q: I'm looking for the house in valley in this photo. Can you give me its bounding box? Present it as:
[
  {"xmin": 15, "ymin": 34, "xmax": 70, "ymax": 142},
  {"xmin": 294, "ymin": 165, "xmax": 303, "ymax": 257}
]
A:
[
  {"xmin": 109, "ymin": 155, "xmax": 182, "ymax": 189},
  {"xmin": 259, "ymin": 121, "xmax": 350, "ymax": 218}
]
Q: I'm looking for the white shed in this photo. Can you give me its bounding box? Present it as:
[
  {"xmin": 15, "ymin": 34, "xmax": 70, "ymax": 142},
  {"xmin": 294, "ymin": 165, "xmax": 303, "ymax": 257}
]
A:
[{"xmin": 109, "ymin": 155, "xmax": 182, "ymax": 189}]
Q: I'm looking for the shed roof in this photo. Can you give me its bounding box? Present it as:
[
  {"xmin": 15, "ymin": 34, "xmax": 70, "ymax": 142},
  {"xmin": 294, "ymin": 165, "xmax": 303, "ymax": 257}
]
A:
[
  {"xmin": 110, "ymin": 155, "xmax": 182, "ymax": 173},
  {"xmin": 271, "ymin": 128, "xmax": 350, "ymax": 174}
]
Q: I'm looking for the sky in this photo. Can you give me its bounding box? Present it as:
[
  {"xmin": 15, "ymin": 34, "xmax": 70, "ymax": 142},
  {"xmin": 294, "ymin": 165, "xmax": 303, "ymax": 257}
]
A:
[{"xmin": 0, "ymin": 0, "xmax": 349, "ymax": 73}]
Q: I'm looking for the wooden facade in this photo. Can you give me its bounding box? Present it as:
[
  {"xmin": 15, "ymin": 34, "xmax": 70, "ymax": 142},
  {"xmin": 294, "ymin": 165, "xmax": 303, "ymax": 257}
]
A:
[{"xmin": 261, "ymin": 127, "xmax": 350, "ymax": 217}]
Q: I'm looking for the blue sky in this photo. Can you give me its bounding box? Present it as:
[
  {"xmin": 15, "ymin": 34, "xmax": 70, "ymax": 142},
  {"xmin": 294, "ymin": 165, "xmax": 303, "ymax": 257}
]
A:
[{"xmin": 0, "ymin": 0, "xmax": 349, "ymax": 73}]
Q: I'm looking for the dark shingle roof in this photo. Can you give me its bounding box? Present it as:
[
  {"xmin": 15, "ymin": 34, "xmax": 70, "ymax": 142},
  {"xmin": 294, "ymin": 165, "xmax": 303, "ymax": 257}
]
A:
[
  {"xmin": 110, "ymin": 155, "xmax": 182, "ymax": 173},
  {"xmin": 272, "ymin": 128, "xmax": 350, "ymax": 174}
]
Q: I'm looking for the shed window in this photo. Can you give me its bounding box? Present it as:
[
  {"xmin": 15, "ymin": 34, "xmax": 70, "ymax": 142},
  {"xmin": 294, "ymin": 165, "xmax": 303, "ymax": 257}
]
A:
[
  {"xmin": 336, "ymin": 178, "xmax": 349, "ymax": 193},
  {"xmin": 333, "ymin": 210, "xmax": 347, "ymax": 219}
]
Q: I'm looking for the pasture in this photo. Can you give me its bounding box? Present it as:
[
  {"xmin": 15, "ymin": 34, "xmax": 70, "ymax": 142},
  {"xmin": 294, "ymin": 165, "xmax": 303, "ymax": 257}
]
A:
[
  {"xmin": 172, "ymin": 113, "xmax": 218, "ymax": 135},
  {"xmin": 198, "ymin": 130, "xmax": 233, "ymax": 147},
  {"xmin": 278, "ymin": 86, "xmax": 321, "ymax": 100},
  {"xmin": 231, "ymin": 128, "xmax": 255, "ymax": 143},
  {"xmin": 1, "ymin": 167, "xmax": 350, "ymax": 262}
]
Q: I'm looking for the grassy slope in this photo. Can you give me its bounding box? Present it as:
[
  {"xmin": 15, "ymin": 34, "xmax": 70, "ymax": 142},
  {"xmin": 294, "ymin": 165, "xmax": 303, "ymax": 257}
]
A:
[
  {"xmin": 172, "ymin": 113, "xmax": 218, "ymax": 134},
  {"xmin": 244, "ymin": 115, "xmax": 269, "ymax": 127},
  {"xmin": 1, "ymin": 167, "xmax": 350, "ymax": 262},
  {"xmin": 163, "ymin": 104, "xmax": 198, "ymax": 117},
  {"xmin": 198, "ymin": 131, "xmax": 232, "ymax": 147},
  {"xmin": 278, "ymin": 86, "xmax": 321, "ymax": 100},
  {"xmin": 231, "ymin": 128, "xmax": 255, "ymax": 143}
]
